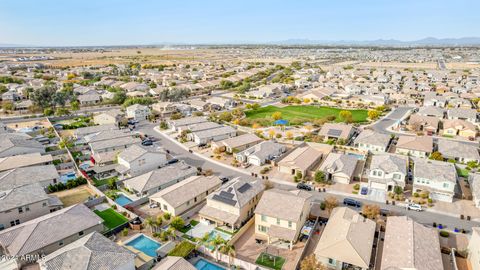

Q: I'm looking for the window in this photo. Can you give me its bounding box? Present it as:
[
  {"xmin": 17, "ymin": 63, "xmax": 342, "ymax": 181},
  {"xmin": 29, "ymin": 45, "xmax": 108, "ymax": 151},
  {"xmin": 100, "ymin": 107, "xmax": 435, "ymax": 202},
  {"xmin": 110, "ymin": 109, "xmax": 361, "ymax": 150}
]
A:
[
  {"xmin": 163, "ymin": 204, "xmax": 168, "ymax": 211},
  {"xmin": 10, "ymin": 220, "xmax": 20, "ymax": 227},
  {"xmin": 79, "ymin": 231, "xmax": 84, "ymax": 236},
  {"xmin": 258, "ymin": 225, "xmax": 268, "ymax": 232},
  {"xmin": 194, "ymin": 197, "xmax": 197, "ymax": 203},
  {"xmin": 276, "ymin": 218, "xmax": 280, "ymax": 225},
  {"xmin": 18, "ymin": 207, "xmax": 23, "ymax": 214},
  {"xmin": 393, "ymin": 174, "xmax": 401, "ymax": 180},
  {"xmin": 25, "ymin": 206, "xmax": 30, "ymax": 212},
  {"xmin": 372, "ymin": 171, "xmax": 377, "ymax": 176},
  {"xmin": 0, "ymin": 224, "xmax": 4, "ymax": 231},
  {"xmin": 328, "ymin": 258, "xmax": 335, "ymax": 265},
  {"xmin": 443, "ymin": 183, "xmax": 449, "ymax": 188},
  {"xmin": 59, "ymin": 241, "xmax": 64, "ymax": 246},
  {"xmin": 288, "ymin": 221, "xmax": 292, "ymax": 228},
  {"xmin": 261, "ymin": 215, "xmax": 267, "ymax": 222}
]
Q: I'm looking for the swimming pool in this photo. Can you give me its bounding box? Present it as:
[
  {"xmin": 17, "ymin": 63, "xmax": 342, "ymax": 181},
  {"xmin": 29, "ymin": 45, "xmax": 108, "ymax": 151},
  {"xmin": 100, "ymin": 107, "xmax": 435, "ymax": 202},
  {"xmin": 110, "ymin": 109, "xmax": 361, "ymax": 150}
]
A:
[
  {"xmin": 125, "ymin": 234, "xmax": 161, "ymax": 257},
  {"xmin": 194, "ymin": 259, "xmax": 225, "ymax": 270},
  {"xmin": 115, "ymin": 194, "xmax": 133, "ymax": 206},
  {"xmin": 60, "ymin": 172, "xmax": 77, "ymax": 183},
  {"xmin": 208, "ymin": 230, "xmax": 231, "ymax": 242}
]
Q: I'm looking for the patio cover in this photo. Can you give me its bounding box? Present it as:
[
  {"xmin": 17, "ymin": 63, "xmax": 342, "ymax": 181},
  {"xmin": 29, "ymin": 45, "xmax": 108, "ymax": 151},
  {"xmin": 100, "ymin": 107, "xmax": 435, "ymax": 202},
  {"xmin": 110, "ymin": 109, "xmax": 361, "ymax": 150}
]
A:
[
  {"xmin": 199, "ymin": 205, "xmax": 239, "ymax": 225},
  {"xmin": 267, "ymin": 225, "xmax": 297, "ymax": 242}
]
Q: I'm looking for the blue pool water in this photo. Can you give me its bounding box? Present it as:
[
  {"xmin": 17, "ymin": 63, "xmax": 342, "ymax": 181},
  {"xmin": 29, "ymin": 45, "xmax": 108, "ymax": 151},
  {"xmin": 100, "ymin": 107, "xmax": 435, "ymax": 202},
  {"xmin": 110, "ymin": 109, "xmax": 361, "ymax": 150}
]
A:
[
  {"xmin": 195, "ymin": 259, "xmax": 225, "ymax": 270},
  {"xmin": 60, "ymin": 172, "xmax": 77, "ymax": 183},
  {"xmin": 208, "ymin": 230, "xmax": 231, "ymax": 241},
  {"xmin": 125, "ymin": 235, "xmax": 161, "ymax": 257},
  {"xmin": 115, "ymin": 194, "xmax": 133, "ymax": 206}
]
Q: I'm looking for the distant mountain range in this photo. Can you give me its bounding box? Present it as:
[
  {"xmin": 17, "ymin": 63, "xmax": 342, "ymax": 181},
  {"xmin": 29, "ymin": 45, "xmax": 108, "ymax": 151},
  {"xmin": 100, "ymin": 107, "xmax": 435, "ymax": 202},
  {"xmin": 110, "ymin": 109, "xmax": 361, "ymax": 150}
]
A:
[
  {"xmin": 2, "ymin": 37, "xmax": 480, "ymax": 48},
  {"xmin": 267, "ymin": 37, "xmax": 480, "ymax": 46}
]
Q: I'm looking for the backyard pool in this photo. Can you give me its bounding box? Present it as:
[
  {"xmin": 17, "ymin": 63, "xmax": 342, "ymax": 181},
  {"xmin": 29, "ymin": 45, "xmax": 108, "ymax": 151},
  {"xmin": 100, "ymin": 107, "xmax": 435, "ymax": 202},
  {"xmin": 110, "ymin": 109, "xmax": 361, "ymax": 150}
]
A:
[
  {"xmin": 208, "ymin": 230, "xmax": 232, "ymax": 242},
  {"xmin": 195, "ymin": 259, "xmax": 225, "ymax": 270},
  {"xmin": 60, "ymin": 172, "xmax": 77, "ymax": 183},
  {"xmin": 125, "ymin": 234, "xmax": 161, "ymax": 257},
  {"xmin": 115, "ymin": 194, "xmax": 133, "ymax": 206}
]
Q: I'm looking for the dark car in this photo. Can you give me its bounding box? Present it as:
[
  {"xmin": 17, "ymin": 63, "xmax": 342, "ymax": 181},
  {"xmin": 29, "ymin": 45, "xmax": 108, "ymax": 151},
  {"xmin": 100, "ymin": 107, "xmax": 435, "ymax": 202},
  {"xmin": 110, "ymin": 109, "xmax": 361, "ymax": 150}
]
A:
[
  {"xmin": 220, "ymin": 177, "xmax": 229, "ymax": 184},
  {"xmin": 141, "ymin": 140, "xmax": 153, "ymax": 146},
  {"xmin": 167, "ymin": 158, "xmax": 179, "ymax": 164},
  {"xmin": 343, "ymin": 198, "xmax": 362, "ymax": 208},
  {"xmin": 296, "ymin": 183, "xmax": 312, "ymax": 191},
  {"xmin": 360, "ymin": 187, "xmax": 368, "ymax": 195}
]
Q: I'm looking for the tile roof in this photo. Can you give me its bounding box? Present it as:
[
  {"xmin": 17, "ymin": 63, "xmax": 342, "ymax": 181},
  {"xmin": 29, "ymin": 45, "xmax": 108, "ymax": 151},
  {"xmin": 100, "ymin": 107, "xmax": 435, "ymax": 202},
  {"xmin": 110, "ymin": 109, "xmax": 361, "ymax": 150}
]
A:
[
  {"xmin": 0, "ymin": 204, "xmax": 103, "ymax": 256},
  {"xmin": 39, "ymin": 232, "xmax": 135, "ymax": 270},
  {"xmin": 381, "ymin": 216, "xmax": 443, "ymax": 270},
  {"xmin": 255, "ymin": 189, "xmax": 311, "ymax": 222},
  {"xmin": 0, "ymin": 164, "xmax": 59, "ymax": 190},
  {"xmin": 314, "ymin": 207, "xmax": 376, "ymax": 269}
]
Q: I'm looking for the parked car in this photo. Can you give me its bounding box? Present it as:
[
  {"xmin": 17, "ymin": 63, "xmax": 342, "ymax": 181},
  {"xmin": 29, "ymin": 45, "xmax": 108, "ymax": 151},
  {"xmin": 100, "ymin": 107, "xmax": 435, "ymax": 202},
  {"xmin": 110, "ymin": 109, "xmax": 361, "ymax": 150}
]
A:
[
  {"xmin": 360, "ymin": 187, "xmax": 368, "ymax": 195},
  {"xmin": 406, "ymin": 203, "xmax": 422, "ymax": 211},
  {"xmin": 220, "ymin": 177, "xmax": 229, "ymax": 184},
  {"xmin": 149, "ymin": 203, "xmax": 158, "ymax": 209},
  {"xmin": 141, "ymin": 139, "xmax": 153, "ymax": 146},
  {"xmin": 296, "ymin": 182, "xmax": 312, "ymax": 191},
  {"xmin": 343, "ymin": 198, "xmax": 362, "ymax": 208},
  {"xmin": 167, "ymin": 158, "xmax": 179, "ymax": 164}
]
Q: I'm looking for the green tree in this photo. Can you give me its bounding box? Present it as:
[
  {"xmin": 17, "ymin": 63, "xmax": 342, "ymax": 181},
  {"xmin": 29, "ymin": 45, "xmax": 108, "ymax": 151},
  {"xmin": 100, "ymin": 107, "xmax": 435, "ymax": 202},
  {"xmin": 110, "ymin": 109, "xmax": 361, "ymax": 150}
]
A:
[
  {"xmin": 339, "ymin": 110, "xmax": 352, "ymax": 122},
  {"xmin": 71, "ymin": 100, "xmax": 80, "ymax": 111},
  {"xmin": 170, "ymin": 216, "xmax": 185, "ymax": 230},
  {"xmin": 368, "ymin": 110, "xmax": 380, "ymax": 120},
  {"xmin": 272, "ymin": 111, "xmax": 282, "ymax": 121},
  {"xmin": 314, "ymin": 171, "xmax": 325, "ymax": 183}
]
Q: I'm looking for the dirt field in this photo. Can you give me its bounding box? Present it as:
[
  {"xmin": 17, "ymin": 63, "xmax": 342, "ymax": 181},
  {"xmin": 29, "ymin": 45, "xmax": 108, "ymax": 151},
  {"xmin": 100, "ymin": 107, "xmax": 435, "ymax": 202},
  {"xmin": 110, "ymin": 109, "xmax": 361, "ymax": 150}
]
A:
[
  {"xmin": 55, "ymin": 185, "xmax": 95, "ymax": 206},
  {"xmin": 6, "ymin": 118, "xmax": 51, "ymax": 130}
]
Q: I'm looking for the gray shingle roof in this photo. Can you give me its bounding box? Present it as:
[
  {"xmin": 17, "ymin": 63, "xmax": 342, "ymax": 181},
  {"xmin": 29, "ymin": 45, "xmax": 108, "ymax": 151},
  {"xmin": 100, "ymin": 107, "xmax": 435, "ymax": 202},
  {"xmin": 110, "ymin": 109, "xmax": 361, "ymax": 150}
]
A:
[
  {"xmin": 239, "ymin": 141, "xmax": 285, "ymax": 161},
  {"xmin": 0, "ymin": 204, "xmax": 103, "ymax": 256},
  {"xmin": 0, "ymin": 164, "xmax": 59, "ymax": 190},
  {"xmin": 412, "ymin": 158, "xmax": 457, "ymax": 184},
  {"xmin": 319, "ymin": 153, "xmax": 359, "ymax": 178},
  {"xmin": 123, "ymin": 161, "xmax": 197, "ymax": 193},
  {"xmin": 354, "ymin": 129, "xmax": 391, "ymax": 148},
  {"xmin": 39, "ymin": 232, "xmax": 135, "ymax": 270},
  {"xmin": 437, "ymin": 139, "xmax": 480, "ymax": 161},
  {"xmin": 369, "ymin": 154, "xmax": 408, "ymax": 175},
  {"xmin": 0, "ymin": 183, "xmax": 52, "ymax": 212},
  {"xmin": 152, "ymin": 256, "xmax": 196, "ymax": 270},
  {"xmin": 255, "ymin": 189, "xmax": 311, "ymax": 222},
  {"xmin": 118, "ymin": 144, "xmax": 165, "ymax": 163}
]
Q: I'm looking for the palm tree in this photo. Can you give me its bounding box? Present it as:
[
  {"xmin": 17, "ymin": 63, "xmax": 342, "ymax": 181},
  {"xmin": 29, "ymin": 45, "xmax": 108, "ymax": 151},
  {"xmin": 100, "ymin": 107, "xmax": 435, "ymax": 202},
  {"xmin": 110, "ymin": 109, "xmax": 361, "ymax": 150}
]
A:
[
  {"xmin": 219, "ymin": 243, "xmax": 236, "ymax": 267},
  {"xmin": 154, "ymin": 215, "xmax": 163, "ymax": 233},
  {"xmin": 195, "ymin": 233, "xmax": 211, "ymax": 254},
  {"xmin": 144, "ymin": 217, "xmax": 154, "ymax": 233},
  {"xmin": 209, "ymin": 235, "xmax": 225, "ymax": 262}
]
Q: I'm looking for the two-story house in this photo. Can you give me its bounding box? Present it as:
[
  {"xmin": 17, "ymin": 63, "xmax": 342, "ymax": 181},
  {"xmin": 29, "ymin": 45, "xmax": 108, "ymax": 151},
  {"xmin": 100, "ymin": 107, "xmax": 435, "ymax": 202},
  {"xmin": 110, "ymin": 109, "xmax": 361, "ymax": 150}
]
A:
[
  {"xmin": 126, "ymin": 104, "xmax": 150, "ymax": 121},
  {"xmin": 368, "ymin": 154, "xmax": 409, "ymax": 194},
  {"xmin": 199, "ymin": 179, "xmax": 264, "ymax": 232},
  {"xmin": 354, "ymin": 129, "xmax": 391, "ymax": 153},
  {"xmin": 116, "ymin": 144, "xmax": 167, "ymax": 179},
  {"xmin": 254, "ymin": 189, "xmax": 311, "ymax": 250},
  {"xmin": 412, "ymin": 158, "xmax": 457, "ymax": 202}
]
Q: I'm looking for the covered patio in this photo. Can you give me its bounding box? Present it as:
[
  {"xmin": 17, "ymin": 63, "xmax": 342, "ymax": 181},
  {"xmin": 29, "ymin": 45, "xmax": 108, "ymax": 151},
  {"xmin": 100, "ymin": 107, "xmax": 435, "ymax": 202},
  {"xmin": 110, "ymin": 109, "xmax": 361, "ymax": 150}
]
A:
[{"xmin": 198, "ymin": 205, "xmax": 240, "ymax": 232}]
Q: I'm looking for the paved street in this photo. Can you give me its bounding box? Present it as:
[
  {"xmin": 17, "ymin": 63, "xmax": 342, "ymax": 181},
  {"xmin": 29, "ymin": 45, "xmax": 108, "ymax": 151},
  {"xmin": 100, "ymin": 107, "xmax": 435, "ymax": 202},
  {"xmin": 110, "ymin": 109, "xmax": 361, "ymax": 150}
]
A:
[{"xmin": 138, "ymin": 122, "xmax": 480, "ymax": 232}]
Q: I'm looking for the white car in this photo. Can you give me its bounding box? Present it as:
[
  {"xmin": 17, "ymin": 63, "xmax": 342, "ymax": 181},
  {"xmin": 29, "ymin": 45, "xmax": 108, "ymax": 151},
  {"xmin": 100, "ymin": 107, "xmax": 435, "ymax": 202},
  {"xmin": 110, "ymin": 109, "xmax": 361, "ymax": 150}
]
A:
[
  {"xmin": 406, "ymin": 203, "xmax": 422, "ymax": 211},
  {"xmin": 149, "ymin": 203, "xmax": 159, "ymax": 209}
]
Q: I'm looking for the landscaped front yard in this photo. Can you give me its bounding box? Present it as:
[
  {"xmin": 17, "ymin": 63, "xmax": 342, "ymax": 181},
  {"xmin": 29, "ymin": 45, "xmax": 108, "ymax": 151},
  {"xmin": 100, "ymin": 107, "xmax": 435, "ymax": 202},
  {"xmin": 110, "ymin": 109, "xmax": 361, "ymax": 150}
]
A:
[
  {"xmin": 244, "ymin": 105, "xmax": 368, "ymax": 125},
  {"xmin": 94, "ymin": 208, "xmax": 129, "ymax": 229}
]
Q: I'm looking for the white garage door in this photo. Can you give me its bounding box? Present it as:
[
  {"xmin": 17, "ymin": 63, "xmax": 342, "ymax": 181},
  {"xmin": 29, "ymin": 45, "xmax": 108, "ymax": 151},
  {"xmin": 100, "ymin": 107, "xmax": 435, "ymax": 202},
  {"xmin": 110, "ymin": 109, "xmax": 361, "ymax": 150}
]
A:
[
  {"xmin": 370, "ymin": 182, "xmax": 386, "ymax": 190},
  {"xmin": 430, "ymin": 192, "xmax": 452, "ymax": 202}
]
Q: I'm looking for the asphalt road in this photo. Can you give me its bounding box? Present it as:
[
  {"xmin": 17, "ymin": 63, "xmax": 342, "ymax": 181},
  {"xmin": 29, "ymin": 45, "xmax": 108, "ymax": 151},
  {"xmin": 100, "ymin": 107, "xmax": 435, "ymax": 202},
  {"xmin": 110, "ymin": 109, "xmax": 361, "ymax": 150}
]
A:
[{"xmin": 138, "ymin": 122, "xmax": 480, "ymax": 232}]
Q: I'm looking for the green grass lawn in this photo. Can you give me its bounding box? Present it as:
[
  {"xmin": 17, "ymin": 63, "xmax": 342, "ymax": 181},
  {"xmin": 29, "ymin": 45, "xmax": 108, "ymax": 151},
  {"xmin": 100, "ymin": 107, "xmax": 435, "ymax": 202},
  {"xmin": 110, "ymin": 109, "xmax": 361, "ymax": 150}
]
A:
[
  {"xmin": 457, "ymin": 167, "xmax": 470, "ymax": 178},
  {"xmin": 94, "ymin": 208, "xmax": 129, "ymax": 229},
  {"xmin": 93, "ymin": 176, "xmax": 118, "ymax": 187},
  {"xmin": 244, "ymin": 105, "xmax": 368, "ymax": 125},
  {"xmin": 178, "ymin": 220, "xmax": 200, "ymax": 233},
  {"xmin": 255, "ymin": 252, "xmax": 286, "ymax": 270}
]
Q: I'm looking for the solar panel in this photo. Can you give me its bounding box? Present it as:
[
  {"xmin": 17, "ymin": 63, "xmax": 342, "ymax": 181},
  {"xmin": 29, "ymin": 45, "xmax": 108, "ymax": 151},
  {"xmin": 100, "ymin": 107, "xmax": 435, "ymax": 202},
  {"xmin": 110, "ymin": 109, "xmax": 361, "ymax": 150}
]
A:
[
  {"xmin": 238, "ymin": 183, "xmax": 252, "ymax": 193},
  {"xmin": 212, "ymin": 194, "xmax": 237, "ymax": 206},
  {"xmin": 327, "ymin": 129, "xmax": 342, "ymax": 137},
  {"xmin": 219, "ymin": 191, "xmax": 234, "ymax": 199}
]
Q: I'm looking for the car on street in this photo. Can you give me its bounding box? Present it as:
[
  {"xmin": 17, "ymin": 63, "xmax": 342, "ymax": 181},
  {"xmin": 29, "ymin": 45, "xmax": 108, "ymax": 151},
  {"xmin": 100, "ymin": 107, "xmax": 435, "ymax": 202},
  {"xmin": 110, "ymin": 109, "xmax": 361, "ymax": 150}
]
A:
[
  {"xmin": 406, "ymin": 203, "xmax": 422, "ymax": 211},
  {"xmin": 220, "ymin": 177, "xmax": 229, "ymax": 184},
  {"xmin": 141, "ymin": 139, "xmax": 153, "ymax": 146},
  {"xmin": 343, "ymin": 198, "xmax": 362, "ymax": 208},
  {"xmin": 167, "ymin": 158, "xmax": 179, "ymax": 164},
  {"xmin": 296, "ymin": 182, "xmax": 312, "ymax": 191}
]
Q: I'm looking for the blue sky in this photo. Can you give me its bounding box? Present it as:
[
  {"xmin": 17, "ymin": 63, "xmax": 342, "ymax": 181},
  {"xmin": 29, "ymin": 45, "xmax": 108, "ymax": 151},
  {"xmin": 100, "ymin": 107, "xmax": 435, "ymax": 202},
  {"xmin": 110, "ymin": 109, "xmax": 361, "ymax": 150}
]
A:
[{"xmin": 0, "ymin": 0, "xmax": 478, "ymax": 46}]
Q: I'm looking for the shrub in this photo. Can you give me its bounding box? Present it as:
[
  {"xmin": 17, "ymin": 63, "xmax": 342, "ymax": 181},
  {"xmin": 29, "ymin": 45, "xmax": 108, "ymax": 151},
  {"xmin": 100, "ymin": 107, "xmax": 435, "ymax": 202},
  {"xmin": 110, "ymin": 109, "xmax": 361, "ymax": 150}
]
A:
[
  {"xmin": 170, "ymin": 216, "xmax": 185, "ymax": 230},
  {"xmin": 168, "ymin": 241, "xmax": 195, "ymax": 258},
  {"xmin": 122, "ymin": 228, "xmax": 128, "ymax": 237},
  {"xmin": 439, "ymin": 231, "xmax": 450, "ymax": 238},
  {"xmin": 353, "ymin": 184, "xmax": 360, "ymax": 191},
  {"xmin": 163, "ymin": 212, "xmax": 171, "ymax": 220},
  {"xmin": 320, "ymin": 202, "xmax": 326, "ymax": 210},
  {"xmin": 413, "ymin": 192, "xmax": 419, "ymax": 197}
]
